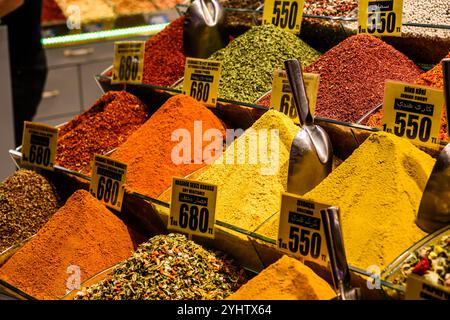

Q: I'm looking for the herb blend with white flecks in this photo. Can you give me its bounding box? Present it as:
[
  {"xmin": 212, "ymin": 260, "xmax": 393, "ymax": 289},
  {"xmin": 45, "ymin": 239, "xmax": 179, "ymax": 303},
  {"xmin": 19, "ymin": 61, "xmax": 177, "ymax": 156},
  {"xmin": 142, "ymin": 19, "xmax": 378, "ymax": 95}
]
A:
[{"xmin": 74, "ymin": 233, "xmax": 247, "ymax": 300}]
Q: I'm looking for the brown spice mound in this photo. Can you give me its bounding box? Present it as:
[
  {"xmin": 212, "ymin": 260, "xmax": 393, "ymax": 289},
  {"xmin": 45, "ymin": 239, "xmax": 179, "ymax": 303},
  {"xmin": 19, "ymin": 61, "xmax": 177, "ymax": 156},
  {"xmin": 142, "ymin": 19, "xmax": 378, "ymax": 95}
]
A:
[
  {"xmin": 56, "ymin": 91, "xmax": 150, "ymax": 172},
  {"xmin": 0, "ymin": 190, "xmax": 136, "ymax": 300},
  {"xmin": 142, "ymin": 16, "xmax": 186, "ymax": 87},
  {"xmin": 0, "ymin": 170, "xmax": 60, "ymax": 252},
  {"xmin": 305, "ymin": 35, "xmax": 422, "ymax": 123},
  {"xmin": 111, "ymin": 94, "xmax": 226, "ymax": 199}
]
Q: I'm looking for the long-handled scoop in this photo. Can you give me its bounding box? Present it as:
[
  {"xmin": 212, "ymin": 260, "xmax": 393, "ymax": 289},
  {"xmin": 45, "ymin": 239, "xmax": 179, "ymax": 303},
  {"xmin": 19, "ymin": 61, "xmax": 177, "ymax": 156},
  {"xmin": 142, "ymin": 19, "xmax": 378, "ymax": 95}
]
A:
[
  {"xmin": 183, "ymin": 0, "xmax": 228, "ymax": 59},
  {"xmin": 284, "ymin": 59, "xmax": 333, "ymax": 195},
  {"xmin": 417, "ymin": 58, "xmax": 450, "ymax": 232},
  {"xmin": 321, "ymin": 207, "xmax": 361, "ymax": 300}
]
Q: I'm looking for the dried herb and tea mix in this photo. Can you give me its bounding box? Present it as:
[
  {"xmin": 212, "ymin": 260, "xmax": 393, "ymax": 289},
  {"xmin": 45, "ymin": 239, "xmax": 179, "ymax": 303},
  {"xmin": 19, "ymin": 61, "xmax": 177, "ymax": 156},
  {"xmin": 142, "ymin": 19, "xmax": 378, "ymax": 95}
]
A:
[{"xmin": 74, "ymin": 233, "xmax": 247, "ymax": 300}]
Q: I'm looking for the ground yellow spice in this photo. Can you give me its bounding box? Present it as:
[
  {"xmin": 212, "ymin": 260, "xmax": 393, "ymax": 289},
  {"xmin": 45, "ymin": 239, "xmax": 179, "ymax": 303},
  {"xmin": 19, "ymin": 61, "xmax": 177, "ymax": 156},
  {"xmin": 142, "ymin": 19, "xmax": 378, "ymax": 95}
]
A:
[
  {"xmin": 227, "ymin": 255, "xmax": 335, "ymax": 300},
  {"xmin": 258, "ymin": 132, "xmax": 435, "ymax": 270},
  {"xmin": 196, "ymin": 110, "xmax": 299, "ymax": 231}
]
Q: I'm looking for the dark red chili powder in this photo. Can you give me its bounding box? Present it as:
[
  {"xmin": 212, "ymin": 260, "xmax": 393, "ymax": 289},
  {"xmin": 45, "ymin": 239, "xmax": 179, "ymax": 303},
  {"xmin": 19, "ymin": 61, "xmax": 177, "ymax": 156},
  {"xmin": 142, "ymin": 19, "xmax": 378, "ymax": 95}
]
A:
[
  {"xmin": 142, "ymin": 16, "xmax": 186, "ymax": 87},
  {"xmin": 41, "ymin": 0, "xmax": 66, "ymax": 23},
  {"xmin": 259, "ymin": 35, "xmax": 422, "ymax": 124},
  {"xmin": 56, "ymin": 91, "xmax": 150, "ymax": 172}
]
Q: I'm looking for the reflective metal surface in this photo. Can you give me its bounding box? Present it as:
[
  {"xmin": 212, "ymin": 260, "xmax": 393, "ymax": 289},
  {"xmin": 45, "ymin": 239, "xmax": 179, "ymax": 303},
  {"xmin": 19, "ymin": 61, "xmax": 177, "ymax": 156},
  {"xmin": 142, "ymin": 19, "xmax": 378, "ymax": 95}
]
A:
[
  {"xmin": 284, "ymin": 59, "xmax": 333, "ymax": 195},
  {"xmin": 417, "ymin": 58, "xmax": 450, "ymax": 232},
  {"xmin": 322, "ymin": 207, "xmax": 361, "ymax": 300},
  {"xmin": 183, "ymin": 0, "xmax": 228, "ymax": 59}
]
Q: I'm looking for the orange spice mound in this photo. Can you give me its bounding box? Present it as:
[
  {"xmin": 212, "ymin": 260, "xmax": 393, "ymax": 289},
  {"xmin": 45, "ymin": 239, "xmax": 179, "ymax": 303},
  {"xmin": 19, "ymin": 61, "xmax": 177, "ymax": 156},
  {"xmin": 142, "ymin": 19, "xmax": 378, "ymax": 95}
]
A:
[
  {"xmin": 56, "ymin": 91, "xmax": 150, "ymax": 172},
  {"xmin": 111, "ymin": 94, "xmax": 227, "ymax": 198},
  {"xmin": 0, "ymin": 190, "xmax": 136, "ymax": 300}
]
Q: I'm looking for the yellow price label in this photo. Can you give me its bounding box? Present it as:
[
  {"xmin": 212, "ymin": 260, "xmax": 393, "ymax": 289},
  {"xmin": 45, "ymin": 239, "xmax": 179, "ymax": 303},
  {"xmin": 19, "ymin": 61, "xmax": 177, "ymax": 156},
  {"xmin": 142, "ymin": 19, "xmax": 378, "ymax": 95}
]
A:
[
  {"xmin": 169, "ymin": 178, "xmax": 217, "ymax": 239},
  {"xmin": 111, "ymin": 41, "xmax": 145, "ymax": 84},
  {"xmin": 270, "ymin": 69, "xmax": 319, "ymax": 125},
  {"xmin": 277, "ymin": 193, "xmax": 330, "ymax": 267},
  {"xmin": 182, "ymin": 58, "xmax": 222, "ymax": 108},
  {"xmin": 21, "ymin": 121, "xmax": 58, "ymax": 171},
  {"xmin": 382, "ymin": 81, "xmax": 444, "ymax": 146},
  {"xmin": 405, "ymin": 274, "xmax": 450, "ymax": 300},
  {"xmin": 90, "ymin": 154, "xmax": 127, "ymax": 212},
  {"xmin": 358, "ymin": 0, "xmax": 403, "ymax": 36},
  {"xmin": 263, "ymin": 0, "xmax": 305, "ymax": 34}
]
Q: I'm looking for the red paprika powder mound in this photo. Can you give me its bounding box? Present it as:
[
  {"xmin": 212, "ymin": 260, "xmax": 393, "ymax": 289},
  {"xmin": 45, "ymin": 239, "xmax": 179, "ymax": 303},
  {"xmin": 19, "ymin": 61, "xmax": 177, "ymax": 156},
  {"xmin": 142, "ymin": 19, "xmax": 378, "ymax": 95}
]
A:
[
  {"xmin": 0, "ymin": 190, "xmax": 137, "ymax": 300},
  {"xmin": 142, "ymin": 16, "xmax": 186, "ymax": 87},
  {"xmin": 41, "ymin": 0, "xmax": 66, "ymax": 23},
  {"xmin": 111, "ymin": 94, "xmax": 226, "ymax": 199},
  {"xmin": 366, "ymin": 52, "xmax": 450, "ymax": 140},
  {"xmin": 259, "ymin": 35, "xmax": 422, "ymax": 123},
  {"xmin": 56, "ymin": 91, "xmax": 150, "ymax": 172}
]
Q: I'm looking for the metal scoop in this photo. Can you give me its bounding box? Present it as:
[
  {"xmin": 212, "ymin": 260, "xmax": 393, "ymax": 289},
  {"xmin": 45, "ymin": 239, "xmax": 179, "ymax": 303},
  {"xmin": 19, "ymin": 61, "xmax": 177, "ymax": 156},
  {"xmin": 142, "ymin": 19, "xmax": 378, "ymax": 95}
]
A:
[
  {"xmin": 417, "ymin": 58, "xmax": 450, "ymax": 233},
  {"xmin": 183, "ymin": 0, "xmax": 228, "ymax": 59},
  {"xmin": 284, "ymin": 59, "xmax": 333, "ymax": 195},
  {"xmin": 321, "ymin": 207, "xmax": 362, "ymax": 300}
]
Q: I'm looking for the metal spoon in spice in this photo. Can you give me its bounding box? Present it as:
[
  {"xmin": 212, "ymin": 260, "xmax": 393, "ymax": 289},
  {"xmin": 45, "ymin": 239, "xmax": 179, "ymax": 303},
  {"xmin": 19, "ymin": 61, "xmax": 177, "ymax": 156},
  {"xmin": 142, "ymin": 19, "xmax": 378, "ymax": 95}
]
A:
[
  {"xmin": 417, "ymin": 58, "xmax": 450, "ymax": 232},
  {"xmin": 321, "ymin": 207, "xmax": 361, "ymax": 300},
  {"xmin": 284, "ymin": 59, "xmax": 333, "ymax": 195}
]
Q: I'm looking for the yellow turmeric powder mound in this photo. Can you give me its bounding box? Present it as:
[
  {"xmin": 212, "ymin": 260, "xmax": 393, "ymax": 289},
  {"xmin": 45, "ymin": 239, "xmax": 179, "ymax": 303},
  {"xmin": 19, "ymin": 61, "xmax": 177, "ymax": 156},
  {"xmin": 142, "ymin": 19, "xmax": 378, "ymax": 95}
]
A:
[
  {"xmin": 258, "ymin": 132, "xmax": 434, "ymax": 270},
  {"xmin": 196, "ymin": 110, "xmax": 299, "ymax": 231},
  {"xmin": 227, "ymin": 255, "xmax": 335, "ymax": 300}
]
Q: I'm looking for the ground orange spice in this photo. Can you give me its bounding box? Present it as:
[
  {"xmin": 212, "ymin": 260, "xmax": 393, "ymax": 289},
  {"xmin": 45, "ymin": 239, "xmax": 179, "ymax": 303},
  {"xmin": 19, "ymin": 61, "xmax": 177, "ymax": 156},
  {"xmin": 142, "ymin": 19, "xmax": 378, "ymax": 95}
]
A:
[
  {"xmin": 227, "ymin": 256, "xmax": 336, "ymax": 300},
  {"xmin": 111, "ymin": 94, "xmax": 226, "ymax": 198},
  {"xmin": 0, "ymin": 190, "xmax": 136, "ymax": 300}
]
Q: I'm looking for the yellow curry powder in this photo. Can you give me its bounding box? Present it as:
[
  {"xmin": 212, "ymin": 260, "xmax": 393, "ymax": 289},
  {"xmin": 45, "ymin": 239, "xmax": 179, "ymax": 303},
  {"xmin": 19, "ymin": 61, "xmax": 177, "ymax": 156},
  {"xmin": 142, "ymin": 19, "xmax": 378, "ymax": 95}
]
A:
[
  {"xmin": 196, "ymin": 110, "xmax": 299, "ymax": 231},
  {"xmin": 258, "ymin": 132, "xmax": 435, "ymax": 270},
  {"xmin": 227, "ymin": 255, "xmax": 336, "ymax": 300}
]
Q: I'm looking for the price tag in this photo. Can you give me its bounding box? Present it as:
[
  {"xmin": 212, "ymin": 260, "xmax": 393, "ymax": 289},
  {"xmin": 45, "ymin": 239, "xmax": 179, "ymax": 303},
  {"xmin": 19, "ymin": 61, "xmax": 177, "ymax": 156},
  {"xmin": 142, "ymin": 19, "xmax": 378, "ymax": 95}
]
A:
[
  {"xmin": 89, "ymin": 154, "xmax": 127, "ymax": 211},
  {"xmin": 21, "ymin": 121, "xmax": 58, "ymax": 171},
  {"xmin": 182, "ymin": 58, "xmax": 222, "ymax": 108},
  {"xmin": 358, "ymin": 0, "xmax": 403, "ymax": 36},
  {"xmin": 277, "ymin": 193, "xmax": 329, "ymax": 266},
  {"xmin": 270, "ymin": 69, "xmax": 319, "ymax": 125},
  {"xmin": 263, "ymin": 0, "xmax": 305, "ymax": 34},
  {"xmin": 405, "ymin": 274, "xmax": 450, "ymax": 300},
  {"xmin": 382, "ymin": 81, "xmax": 444, "ymax": 146},
  {"xmin": 111, "ymin": 41, "xmax": 145, "ymax": 84},
  {"xmin": 169, "ymin": 177, "xmax": 217, "ymax": 238}
]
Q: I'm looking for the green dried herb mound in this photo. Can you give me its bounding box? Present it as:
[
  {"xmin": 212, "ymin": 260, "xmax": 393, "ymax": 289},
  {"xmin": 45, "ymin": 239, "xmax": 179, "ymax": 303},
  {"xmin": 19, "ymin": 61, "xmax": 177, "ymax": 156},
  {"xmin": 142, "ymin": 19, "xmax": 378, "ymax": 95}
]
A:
[
  {"xmin": 74, "ymin": 233, "xmax": 247, "ymax": 300},
  {"xmin": 210, "ymin": 24, "xmax": 320, "ymax": 103},
  {"xmin": 0, "ymin": 169, "xmax": 60, "ymax": 252}
]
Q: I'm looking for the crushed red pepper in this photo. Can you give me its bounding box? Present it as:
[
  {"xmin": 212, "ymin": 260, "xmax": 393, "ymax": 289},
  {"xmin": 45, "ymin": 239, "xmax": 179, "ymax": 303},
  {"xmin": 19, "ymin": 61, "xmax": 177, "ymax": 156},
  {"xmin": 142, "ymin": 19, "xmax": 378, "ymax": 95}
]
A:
[
  {"xmin": 142, "ymin": 16, "xmax": 186, "ymax": 87},
  {"xmin": 56, "ymin": 91, "xmax": 150, "ymax": 172},
  {"xmin": 366, "ymin": 52, "xmax": 450, "ymax": 140},
  {"xmin": 259, "ymin": 35, "xmax": 422, "ymax": 123}
]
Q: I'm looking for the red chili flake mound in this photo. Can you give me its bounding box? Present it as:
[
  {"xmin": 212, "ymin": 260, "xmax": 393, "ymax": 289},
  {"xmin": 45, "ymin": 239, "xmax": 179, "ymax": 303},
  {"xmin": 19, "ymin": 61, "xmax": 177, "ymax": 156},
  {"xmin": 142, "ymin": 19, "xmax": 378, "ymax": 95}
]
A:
[
  {"xmin": 304, "ymin": 35, "xmax": 422, "ymax": 123},
  {"xmin": 258, "ymin": 35, "xmax": 422, "ymax": 123},
  {"xmin": 56, "ymin": 91, "xmax": 150, "ymax": 172},
  {"xmin": 142, "ymin": 16, "xmax": 186, "ymax": 87},
  {"xmin": 367, "ymin": 52, "xmax": 450, "ymax": 141},
  {"xmin": 41, "ymin": 0, "xmax": 66, "ymax": 23}
]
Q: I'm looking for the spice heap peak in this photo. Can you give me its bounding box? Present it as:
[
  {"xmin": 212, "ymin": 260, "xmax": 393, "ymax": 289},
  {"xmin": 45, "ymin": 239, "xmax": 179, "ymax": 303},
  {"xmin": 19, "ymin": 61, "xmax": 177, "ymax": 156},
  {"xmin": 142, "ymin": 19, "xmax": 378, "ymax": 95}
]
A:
[
  {"xmin": 260, "ymin": 132, "xmax": 435, "ymax": 270},
  {"xmin": 0, "ymin": 190, "xmax": 136, "ymax": 300},
  {"xmin": 227, "ymin": 255, "xmax": 336, "ymax": 300},
  {"xmin": 111, "ymin": 94, "xmax": 226, "ymax": 199}
]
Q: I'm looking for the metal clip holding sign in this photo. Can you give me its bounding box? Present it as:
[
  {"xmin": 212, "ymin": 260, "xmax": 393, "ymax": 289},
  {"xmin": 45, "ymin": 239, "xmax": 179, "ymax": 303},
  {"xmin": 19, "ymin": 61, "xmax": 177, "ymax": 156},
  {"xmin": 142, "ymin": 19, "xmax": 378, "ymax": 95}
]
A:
[{"xmin": 321, "ymin": 207, "xmax": 362, "ymax": 300}]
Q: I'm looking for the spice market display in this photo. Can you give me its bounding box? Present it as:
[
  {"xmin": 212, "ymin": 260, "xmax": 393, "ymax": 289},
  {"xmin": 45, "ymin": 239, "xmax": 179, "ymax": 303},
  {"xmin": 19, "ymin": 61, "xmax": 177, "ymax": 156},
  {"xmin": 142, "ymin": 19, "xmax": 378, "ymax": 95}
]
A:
[{"xmin": 1, "ymin": 0, "xmax": 450, "ymax": 302}]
